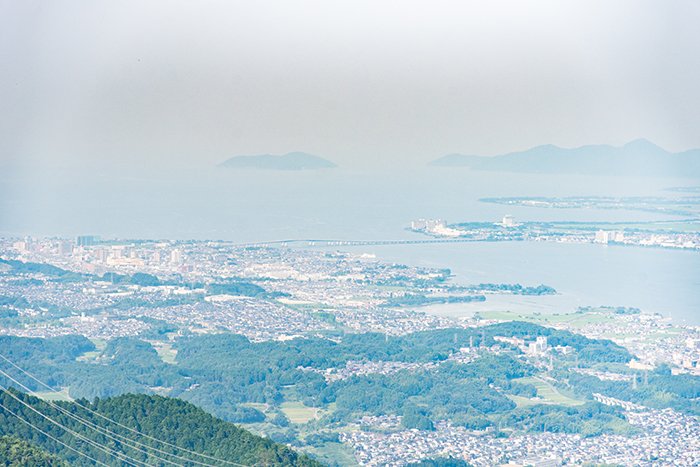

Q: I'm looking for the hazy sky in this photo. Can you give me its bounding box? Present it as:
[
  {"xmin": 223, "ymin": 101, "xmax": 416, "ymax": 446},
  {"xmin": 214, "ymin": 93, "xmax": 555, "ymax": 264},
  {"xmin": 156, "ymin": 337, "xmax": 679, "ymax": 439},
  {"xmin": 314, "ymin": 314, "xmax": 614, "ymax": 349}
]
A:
[{"xmin": 2, "ymin": 0, "xmax": 699, "ymax": 170}]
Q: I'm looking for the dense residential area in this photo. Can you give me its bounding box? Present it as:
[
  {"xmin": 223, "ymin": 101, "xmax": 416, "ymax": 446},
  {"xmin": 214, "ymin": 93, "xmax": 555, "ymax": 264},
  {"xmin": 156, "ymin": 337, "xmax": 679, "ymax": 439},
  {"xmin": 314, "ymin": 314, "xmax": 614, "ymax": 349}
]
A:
[{"xmin": 0, "ymin": 237, "xmax": 698, "ymax": 466}]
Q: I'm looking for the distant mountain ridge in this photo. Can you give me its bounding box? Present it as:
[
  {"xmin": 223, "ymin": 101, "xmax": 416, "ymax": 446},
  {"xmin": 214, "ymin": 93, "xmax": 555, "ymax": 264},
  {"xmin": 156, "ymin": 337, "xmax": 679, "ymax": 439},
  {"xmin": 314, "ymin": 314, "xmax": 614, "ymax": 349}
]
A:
[
  {"xmin": 430, "ymin": 139, "xmax": 700, "ymax": 177},
  {"xmin": 219, "ymin": 152, "xmax": 336, "ymax": 170}
]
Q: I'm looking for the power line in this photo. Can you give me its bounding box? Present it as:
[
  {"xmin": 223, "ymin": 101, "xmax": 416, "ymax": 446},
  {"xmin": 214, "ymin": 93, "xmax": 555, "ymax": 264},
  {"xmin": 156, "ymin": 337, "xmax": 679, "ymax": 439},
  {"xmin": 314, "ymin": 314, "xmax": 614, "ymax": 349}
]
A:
[
  {"xmin": 0, "ymin": 352, "xmax": 249, "ymax": 467},
  {"xmin": 0, "ymin": 384, "xmax": 146, "ymax": 466},
  {"xmin": 0, "ymin": 384, "xmax": 147, "ymax": 467},
  {"xmin": 0, "ymin": 399, "xmax": 110, "ymax": 467},
  {"xmin": 0, "ymin": 367, "xmax": 188, "ymax": 467},
  {"xmin": 0, "ymin": 352, "xmax": 244, "ymax": 464}
]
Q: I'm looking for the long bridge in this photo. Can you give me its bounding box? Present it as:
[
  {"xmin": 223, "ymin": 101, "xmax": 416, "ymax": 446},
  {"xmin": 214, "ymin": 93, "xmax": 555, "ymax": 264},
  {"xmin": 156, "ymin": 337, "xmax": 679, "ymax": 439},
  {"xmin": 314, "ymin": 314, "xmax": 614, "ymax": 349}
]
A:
[{"xmin": 234, "ymin": 237, "xmax": 481, "ymax": 248}]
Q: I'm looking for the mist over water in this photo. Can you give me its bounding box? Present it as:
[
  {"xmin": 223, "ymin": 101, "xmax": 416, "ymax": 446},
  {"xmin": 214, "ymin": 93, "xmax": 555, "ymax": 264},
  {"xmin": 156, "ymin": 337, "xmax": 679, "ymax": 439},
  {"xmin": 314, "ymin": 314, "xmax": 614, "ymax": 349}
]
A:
[
  {"xmin": 2, "ymin": 166, "xmax": 697, "ymax": 323},
  {"xmin": 343, "ymin": 242, "xmax": 700, "ymax": 325},
  {"xmin": 1, "ymin": 167, "xmax": 692, "ymax": 240}
]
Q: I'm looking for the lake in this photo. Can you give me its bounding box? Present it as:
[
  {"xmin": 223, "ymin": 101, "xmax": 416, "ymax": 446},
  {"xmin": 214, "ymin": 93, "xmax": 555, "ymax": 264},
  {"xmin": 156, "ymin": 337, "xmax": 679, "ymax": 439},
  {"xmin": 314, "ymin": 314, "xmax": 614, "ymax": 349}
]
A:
[
  {"xmin": 335, "ymin": 241, "xmax": 700, "ymax": 324},
  {"xmin": 2, "ymin": 166, "xmax": 698, "ymax": 323}
]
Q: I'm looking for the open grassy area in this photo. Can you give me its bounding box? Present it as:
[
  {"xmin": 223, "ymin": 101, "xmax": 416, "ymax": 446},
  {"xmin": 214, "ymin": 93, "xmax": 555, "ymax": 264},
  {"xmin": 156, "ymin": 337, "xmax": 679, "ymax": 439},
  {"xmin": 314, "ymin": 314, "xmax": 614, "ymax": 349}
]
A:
[
  {"xmin": 478, "ymin": 310, "xmax": 613, "ymax": 328},
  {"xmin": 280, "ymin": 401, "xmax": 323, "ymax": 424},
  {"xmin": 303, "ymin": 442, "xmax": 359, "ymax": 466},
  {"xmin": 513, "ymin": 376, "xmax": 584, "ymax": 407},
  {"xmin": 508, "ymin": 395, "xmax": 546, "ymax": 408},
  {"xmin": 75, "ymin": 338, "xmax": 107, "ymax": 362},
  {"xmin": 33, "ymin": 387, "xmax": 72, "ymax": 402},
  {"xmin": 242, "ymin": 402, "xmax": 269, "ymax": 412},
  {"xmin": 150, "ymin": 341, "xmax": 178, "ymax": 364}
]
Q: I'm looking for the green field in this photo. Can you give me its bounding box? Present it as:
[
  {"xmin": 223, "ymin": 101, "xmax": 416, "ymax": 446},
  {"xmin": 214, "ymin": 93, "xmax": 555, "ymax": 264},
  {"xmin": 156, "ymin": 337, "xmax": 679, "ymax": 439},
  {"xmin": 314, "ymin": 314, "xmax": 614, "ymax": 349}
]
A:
[
  {"xmin": 512, "ymin": 376, "xmax": 584, "ymax": 407},
  {"xmin": 479, "ymin": 310, "xmax": 612, "ymax": 328},
  {"xmin": 75, "ymin": 338, "xmax": 107, "ymax": 362},
  {"xmin": 303, "ymin": 442, "xmax": 358, "ymax": 466},
  {"xmin": 242, "ymin": 402, "xmax": 269, "ymax": 412},
  {"xmin": 280, "ymin": 401, "xmax": 322, "ymax": 424},
  {"xmin": 150, "ymin": 341, "xmax": 178, "ymax": 364},
  {"xmin": 33, "ymin": 387, "xmax": 72, "ymax": 402}
]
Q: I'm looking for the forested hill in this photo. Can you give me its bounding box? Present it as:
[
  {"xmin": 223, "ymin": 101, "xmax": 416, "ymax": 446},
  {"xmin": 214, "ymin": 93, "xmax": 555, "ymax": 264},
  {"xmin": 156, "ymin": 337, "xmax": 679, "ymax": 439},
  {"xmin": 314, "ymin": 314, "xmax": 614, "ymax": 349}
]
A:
[
  {"xmin": 0, "ymin": 435, "xmax": 68, "ymax": 466},
  {"xmin": 0, "ymin": 390, "xmax": 321, "ymax": 466}
]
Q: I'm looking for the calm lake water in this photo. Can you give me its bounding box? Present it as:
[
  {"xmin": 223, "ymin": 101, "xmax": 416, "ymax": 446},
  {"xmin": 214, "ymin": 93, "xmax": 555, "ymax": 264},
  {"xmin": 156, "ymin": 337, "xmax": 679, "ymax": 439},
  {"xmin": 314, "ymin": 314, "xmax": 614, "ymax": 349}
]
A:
[
  {"xmin": 2, "ymin": 166, "xmax": 698, "ymax": 323},
  {"xmin": 337, "ymin": 241, "xmax": 700, "ymax": 324}
]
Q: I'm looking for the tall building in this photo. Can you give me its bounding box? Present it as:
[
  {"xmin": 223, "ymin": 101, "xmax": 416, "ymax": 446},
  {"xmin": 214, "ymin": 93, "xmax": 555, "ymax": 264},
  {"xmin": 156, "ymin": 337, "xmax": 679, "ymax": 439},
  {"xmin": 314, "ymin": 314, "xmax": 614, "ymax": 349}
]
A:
[
  {"xmin": 594, "ymin": 230, "xmax": 610, "ymax": 244},
  {"xmin": 411, "ymin": 219, "xmax": 427, "ymax": 230},
  {"xmin": 95, "ymin": 248, "xmax": 108, "ymax": 262},
  {"xmin": 12, "ymin": 241, "xmax": 27, "ymax": 252},
  {"xmin": 536, "ymin": 336, "xmax": 548, "ymax": 351},
  {"xmin": 502, "ymin": 215, "xmax": 515, "ymax": 227},
  {"xmin": 76, "ymin": 235, "xmax": 100, "ymax": 247},
  {"xmin": 58, "ymin": 240, "xmax": 73, "ymax": 256},
  {"xmin": 111, "ymin": 246, "xmax": 124, "ymax": 259},
  {"xmin": 411, "ymin": 219, "xmax": 447, "ymax": 232},
  {"xmin": 151, "ymin": 250, "xmax": 162, "ymax": 263},
  {"xmin": 425, "ymin": 219, "xmax": 446, "ymax": 230},
  {"xmin": 527, "ymin": 336, "xmax": 548, "ymax": 355},
  {"xmin": 170, "ymin": 249, "xmax": 182, "ymax": 264}
]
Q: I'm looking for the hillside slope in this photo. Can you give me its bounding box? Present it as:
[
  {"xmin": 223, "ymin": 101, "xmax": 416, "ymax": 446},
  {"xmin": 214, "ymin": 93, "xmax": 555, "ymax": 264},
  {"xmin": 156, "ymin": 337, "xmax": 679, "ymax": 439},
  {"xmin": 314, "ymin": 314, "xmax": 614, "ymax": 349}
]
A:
[
  {"xmin": 0, "ymin": 435, "xmax": 67, "ymax": 466},
  {"xmin": 0, "ymin": 390, "xmax": 321, "ymax": 466}
]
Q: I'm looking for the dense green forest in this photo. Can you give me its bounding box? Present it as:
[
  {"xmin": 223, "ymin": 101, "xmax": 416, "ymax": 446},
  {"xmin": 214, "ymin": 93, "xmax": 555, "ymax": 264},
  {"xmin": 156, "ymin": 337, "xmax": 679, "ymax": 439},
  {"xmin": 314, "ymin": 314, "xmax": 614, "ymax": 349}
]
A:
[
  {"xmin": 324, "ymin": 354, "xmax": 532, "ymax": 423},
  {"xmin": 0, "ymin": 390, "xmax": 320, "ymax": 466},
  {"xmin": 0, "ymin": 320, "xmax": 697, "ymax": 453},
  {"xmin": 0, "ymin": 435, "xmax": 67, "ymax": 466}
]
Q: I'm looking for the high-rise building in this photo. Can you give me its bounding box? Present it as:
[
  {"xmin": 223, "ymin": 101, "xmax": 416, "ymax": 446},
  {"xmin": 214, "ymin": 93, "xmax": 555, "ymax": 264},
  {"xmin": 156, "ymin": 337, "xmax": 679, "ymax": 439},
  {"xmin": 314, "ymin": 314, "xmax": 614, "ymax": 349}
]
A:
[
  {"xmin": 111, "ymin": 246, "xmax": 124, "ymax": 259},
  {"xmin": 76, "ymin": 235, "xmax": 100, "ymax": 247},
  {"xmin": 95, "ymin": 248, "xmax": 108, "ymax": 262},
  {"xmin": 170, "ymin": 249, "xmax": 182, "ymax": 264},
  {"xmin": 151, "ymin": 250, "xmax": 162, "ymax": 263},
  {"xmin": 411, "ymin": 219, "xmax": 427, "ymax": 230},
  {"xmin": 527, "ymin": 336, "xmax": 548, "ymax": 355},
  {"xmin": 58, "ymin": 240, "xmax": 73, "ymax": 256},
  {"xmin": 12, "ymin": 241, "xmax": 27, "ymax": 252},
  {"xmin": 425, "ymin": 219, "xmax": 446, "ymax": 230},
  {"xmin": 536, "ymin": 336, "xmax": 548, "ymax": 351},
  {"xmin": 594, "ymin": 230, "xmax": 610, "ymax": 244}
]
